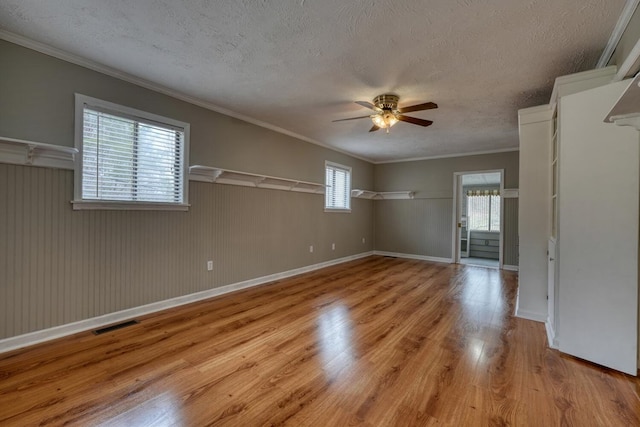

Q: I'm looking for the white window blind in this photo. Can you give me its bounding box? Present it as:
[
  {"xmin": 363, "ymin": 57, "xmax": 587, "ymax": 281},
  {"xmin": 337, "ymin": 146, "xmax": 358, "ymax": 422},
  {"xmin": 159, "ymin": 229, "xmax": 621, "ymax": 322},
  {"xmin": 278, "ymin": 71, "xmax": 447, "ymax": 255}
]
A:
[
  {"xmin": 74, "ymin": 94, "xmax": 189, "ymax": 209},
  {"xmin": 325, "ymin": 162, "xmax": 351, "ymax": 211},
  {"xmin": 468, "ymin": 195, "xmax": 501, "ymax": 231}
]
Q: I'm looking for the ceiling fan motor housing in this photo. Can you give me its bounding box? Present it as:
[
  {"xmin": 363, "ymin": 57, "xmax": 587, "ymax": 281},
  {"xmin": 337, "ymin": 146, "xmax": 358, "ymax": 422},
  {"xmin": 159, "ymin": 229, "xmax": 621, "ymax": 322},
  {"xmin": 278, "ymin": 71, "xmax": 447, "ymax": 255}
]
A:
[{"xmin": 374, "ymin": 94, "xmax": 399, "ymax": 111}]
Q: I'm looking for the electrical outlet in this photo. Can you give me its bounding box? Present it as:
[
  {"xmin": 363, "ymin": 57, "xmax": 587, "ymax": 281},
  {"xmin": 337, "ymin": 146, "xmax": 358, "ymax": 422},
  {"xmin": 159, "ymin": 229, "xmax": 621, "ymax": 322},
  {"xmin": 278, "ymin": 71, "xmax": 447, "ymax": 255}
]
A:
[
  {"xmin": 207, "ymin": 260, "xmax": 213, "ymax": 271},
  {"xmin": 362, "ymin": 237, "xmax": 366, "ymax": 244},
  {"xmin": 309, "ymin": 245, "xmax": 314, "ymax": 253},
  {"xmin": 331, "ymin": 243, "xmax": 335, "ymax": 250}
]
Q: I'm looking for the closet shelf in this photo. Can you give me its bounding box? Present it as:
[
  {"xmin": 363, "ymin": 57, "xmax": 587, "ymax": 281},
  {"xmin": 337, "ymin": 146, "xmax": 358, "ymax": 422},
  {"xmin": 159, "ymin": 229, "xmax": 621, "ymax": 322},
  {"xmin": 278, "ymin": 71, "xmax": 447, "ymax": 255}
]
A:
[
  {"xmin": 189, "ymin": 165, "xmax": 325, "ymax": 194},
  {"xmin": 0, "ymin": 136, "xmax": 78, "ymax": 170},
  {"xmin": 350, "ymin": 189, "xmax": 378, "ymax": 199},
  {"xmin": 605, "ymin": 73, "xmax": 640, "ymax": 130},
  {"xmin": 351, "ymin": 189, "xmax": 415, "ymax": 200}
]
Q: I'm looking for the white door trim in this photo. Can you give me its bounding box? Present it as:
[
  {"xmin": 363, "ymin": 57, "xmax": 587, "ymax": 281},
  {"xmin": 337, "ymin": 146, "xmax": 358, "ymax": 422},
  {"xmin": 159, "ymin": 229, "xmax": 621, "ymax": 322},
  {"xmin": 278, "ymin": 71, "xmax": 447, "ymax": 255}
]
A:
[{"xmin": 451, "ymin": 169, "xmax": 505, "ymax": 268}]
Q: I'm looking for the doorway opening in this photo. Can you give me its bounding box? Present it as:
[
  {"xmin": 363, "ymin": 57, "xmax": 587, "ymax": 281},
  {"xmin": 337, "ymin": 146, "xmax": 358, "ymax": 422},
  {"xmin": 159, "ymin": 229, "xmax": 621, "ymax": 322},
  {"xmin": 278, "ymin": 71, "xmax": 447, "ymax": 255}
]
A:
[{"xmin": 452, "ymin": 170, "xmax": 504, "ymax": 269}]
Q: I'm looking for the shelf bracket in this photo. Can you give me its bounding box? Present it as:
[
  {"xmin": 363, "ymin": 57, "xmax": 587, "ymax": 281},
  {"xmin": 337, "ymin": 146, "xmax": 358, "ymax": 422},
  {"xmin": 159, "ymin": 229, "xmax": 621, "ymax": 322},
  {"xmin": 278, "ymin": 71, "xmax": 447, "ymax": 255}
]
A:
[
  {"xmin": 26, "ymin": 145, "xmax": 36, "ymax": 165},
  {"xmin": 605, "ymin": 73, "xmax": 640, "ymax": 131},
  {"xmin": 0, "ymin": 136, "xmax": 78, "ymax": 170},
  {"xmin": 609, "ymin": 113, "xmax": 640, "ymax": 131}
]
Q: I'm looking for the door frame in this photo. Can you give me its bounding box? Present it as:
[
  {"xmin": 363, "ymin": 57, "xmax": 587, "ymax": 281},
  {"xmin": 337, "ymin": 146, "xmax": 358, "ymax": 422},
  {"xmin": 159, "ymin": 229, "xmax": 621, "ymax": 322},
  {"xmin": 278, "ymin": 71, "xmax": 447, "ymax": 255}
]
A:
[{"xmin": 451, "ymin": 169, "xmax": 505, "ymax": 268}]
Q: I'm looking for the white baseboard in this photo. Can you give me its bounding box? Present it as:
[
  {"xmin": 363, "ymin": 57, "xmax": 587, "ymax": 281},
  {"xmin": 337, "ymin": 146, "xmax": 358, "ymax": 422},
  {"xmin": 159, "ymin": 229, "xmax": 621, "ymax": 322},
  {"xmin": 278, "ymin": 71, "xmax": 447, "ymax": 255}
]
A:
[
  {"xmin": 514, "ymin": 291, "xmax": 547, "ymax": 323},
  {"xmin": 515, "ymin": 308, "xmax": 547, "ymax": 323},
  {"xmin": 502, "ymin": 264, "xmax": 519, "ymax": 272},
  {"xmin": 545, "ymin": 321, "xmax": 559, "ymax": 349},
  {"xmin": 373, "ymin": 251, "xmax": 452, "ymax": 264},
  {"xmin": 0, "ymin": 251, "xmax": 374, "ymax": 354}
]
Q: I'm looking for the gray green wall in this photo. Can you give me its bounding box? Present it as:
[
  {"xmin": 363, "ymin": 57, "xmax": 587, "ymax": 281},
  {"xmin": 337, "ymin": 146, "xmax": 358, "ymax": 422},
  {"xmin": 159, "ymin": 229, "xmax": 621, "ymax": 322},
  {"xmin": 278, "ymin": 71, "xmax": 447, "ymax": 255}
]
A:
[
  {"xmin": 0, "ymin": 40, "xmax": 520, "ymax": 342},
  {"xmin": 0, "ymin": 40, "xmax": 374, "ymax": 340},
  {"xmin": 373, "ymin": 152, "xmax": 519, "ymax": 263},
  {"xmin": 0, "ymin": 164, "xmax": 373, "ymax": 338},
  {"xmin": 0, "ymin": 40, "xmax": 372, "ymax": 186}
]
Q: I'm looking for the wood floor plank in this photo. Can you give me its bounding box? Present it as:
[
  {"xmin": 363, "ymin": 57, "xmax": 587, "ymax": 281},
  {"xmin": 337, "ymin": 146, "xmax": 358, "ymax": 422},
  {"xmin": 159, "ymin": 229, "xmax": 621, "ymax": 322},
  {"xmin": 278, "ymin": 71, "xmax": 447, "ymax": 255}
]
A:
[{"xmin": 1, "ymin": 256, "xmax": 639, "ymax": 426}]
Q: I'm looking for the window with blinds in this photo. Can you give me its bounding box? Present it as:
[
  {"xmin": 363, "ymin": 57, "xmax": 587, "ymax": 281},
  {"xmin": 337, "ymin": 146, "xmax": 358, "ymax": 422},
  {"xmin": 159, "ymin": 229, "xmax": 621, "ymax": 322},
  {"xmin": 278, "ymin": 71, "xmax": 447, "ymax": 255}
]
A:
[
  {"xmin": 325, "ymin": 161, "xmax": 351, "ymax": 211},
  {"xmin": 74, "ymin": 94, "xmax": 189, "ymax": 210},
  {"xmin": 468, "ymin": 195, "xmax": 501, "ymax": 231}
]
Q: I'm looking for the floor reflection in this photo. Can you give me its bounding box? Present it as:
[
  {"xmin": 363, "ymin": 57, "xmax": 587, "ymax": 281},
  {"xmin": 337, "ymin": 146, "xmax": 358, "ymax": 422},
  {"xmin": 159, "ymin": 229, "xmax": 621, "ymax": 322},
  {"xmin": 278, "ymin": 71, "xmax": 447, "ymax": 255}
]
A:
[
  {"xmin": 460, "ymin": 257, "xmax": 499, "ymax": 268},
  {"xmin": 457, "ymin": 266, "xmax": 508, "ymax": 362},
  {"xmin": 98, "ymin": 392, "xmax": 183, "ymax": 427},
  {"xmin": 316, "ymin": 304, "xmax": 355, "ymax": 380}
]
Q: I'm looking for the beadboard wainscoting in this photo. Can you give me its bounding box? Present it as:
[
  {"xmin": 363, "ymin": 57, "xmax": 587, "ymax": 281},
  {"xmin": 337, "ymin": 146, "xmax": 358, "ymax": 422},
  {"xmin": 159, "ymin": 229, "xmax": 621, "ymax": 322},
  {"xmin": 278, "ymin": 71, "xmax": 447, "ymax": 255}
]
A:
[
  {"xmin": 0, "ymin": 249, "xmax": 373, "ymax": 353},
  {"xmin": 0, "ymin": 164, "xmax": 374, "ymax": 343}
]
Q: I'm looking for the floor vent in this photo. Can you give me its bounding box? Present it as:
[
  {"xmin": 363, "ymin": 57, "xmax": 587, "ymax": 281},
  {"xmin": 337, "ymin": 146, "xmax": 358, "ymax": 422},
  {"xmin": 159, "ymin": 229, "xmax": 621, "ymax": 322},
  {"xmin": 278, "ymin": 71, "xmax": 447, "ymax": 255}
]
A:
[{"xmin": 93, "ymin": 320, "xmax": 139, "ymax": 335}]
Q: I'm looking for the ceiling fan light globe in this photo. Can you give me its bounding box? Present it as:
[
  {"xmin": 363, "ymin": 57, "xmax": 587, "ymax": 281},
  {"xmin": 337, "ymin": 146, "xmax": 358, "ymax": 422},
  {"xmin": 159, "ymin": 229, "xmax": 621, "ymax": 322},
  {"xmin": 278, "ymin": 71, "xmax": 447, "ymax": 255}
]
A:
[
  {"xmin": 371, "ymin": 112, "xmax": 398, "ymax": 129},
  {"xmin": 371, "ymin": 114, "xmax": 388, "ymax": 128}
]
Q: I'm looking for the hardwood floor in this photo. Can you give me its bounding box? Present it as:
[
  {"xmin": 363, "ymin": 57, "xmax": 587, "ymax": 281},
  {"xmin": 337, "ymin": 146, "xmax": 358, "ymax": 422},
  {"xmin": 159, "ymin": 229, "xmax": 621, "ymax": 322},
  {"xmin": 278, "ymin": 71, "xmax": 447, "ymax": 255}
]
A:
[{"xmin": 1, "ymin": 256, "xmax": 639, "ymax": 426}]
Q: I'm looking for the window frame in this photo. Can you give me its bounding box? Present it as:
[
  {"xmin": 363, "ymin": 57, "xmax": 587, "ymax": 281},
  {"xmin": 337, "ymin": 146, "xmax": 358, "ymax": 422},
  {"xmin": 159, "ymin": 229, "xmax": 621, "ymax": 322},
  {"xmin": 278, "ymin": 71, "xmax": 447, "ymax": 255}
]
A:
[
  {"xmin": 72, "ymin": 94, "xmax": 190, "ymax": 211},
  {"xmin": 324, "ymin": 161, "xmax": 352, "ymax": 213},
  {"xmin": 467, "ymin": 194, "xmax": 501, "ymax": 232}
]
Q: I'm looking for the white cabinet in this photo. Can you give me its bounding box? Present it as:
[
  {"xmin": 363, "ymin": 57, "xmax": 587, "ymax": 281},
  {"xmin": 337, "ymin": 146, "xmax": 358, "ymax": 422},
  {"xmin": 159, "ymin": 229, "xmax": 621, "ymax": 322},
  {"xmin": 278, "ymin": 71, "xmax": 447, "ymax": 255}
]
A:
[
  {"xmin": 519, "ymin": 67, "xmax": 640, "ymax": 375},
  {"xmin": 517, "ymin": 106, "xmax": 553, "ymax": 322},
  {"xmin": 557, "ymin": 80, "xmax": 639, "ymax": 375}
]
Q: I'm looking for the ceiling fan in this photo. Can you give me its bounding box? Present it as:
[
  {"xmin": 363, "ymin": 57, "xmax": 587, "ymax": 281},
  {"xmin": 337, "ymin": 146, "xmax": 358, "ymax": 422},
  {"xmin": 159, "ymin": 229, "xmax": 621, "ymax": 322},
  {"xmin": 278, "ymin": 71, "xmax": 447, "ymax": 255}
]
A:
[{"xmin": 333, "ymin": 94, "xmax": 437, "ymax": 133}]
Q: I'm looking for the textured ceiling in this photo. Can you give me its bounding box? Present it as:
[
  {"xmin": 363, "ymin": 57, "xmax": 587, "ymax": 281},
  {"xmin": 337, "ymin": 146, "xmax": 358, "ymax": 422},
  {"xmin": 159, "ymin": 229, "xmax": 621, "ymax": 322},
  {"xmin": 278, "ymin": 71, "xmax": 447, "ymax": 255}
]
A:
[{"xmin": 0, "ymin": 0, "xmax": 628, "ymax": 163}]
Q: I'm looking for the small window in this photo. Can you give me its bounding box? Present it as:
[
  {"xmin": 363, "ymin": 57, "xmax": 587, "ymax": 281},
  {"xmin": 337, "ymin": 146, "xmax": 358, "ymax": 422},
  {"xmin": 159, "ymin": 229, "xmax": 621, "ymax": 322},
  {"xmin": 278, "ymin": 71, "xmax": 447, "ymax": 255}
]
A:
[
  {"xmin": 325, "ymin": 161, "xmax": 351, "ymax": 211},
  {"xmin": 73, "ymin": 94, "xmax": 189, "ymax": 210}
]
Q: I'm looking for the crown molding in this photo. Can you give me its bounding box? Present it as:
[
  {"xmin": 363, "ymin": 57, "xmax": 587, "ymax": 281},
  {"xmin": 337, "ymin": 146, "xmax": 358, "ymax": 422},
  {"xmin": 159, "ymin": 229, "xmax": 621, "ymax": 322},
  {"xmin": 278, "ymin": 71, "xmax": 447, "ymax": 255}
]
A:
[
  {"xmin": 549, "ymin": 66, "xmax": 617, "ymax": 106},
  {"xmin": 373, "ymin": 147, "xmax": 519, "ymax": 165},
  {"xmin": 0, "ymin": 30, "xmax": 373, "ymax": 164},
  {"xmin": 0, "ymin": 30, "xmax": 524, "ymax": 167},
  {"xmin": 596, "ymin": 0, "xmax": 640, "ymax": 68},
  {"xmin": 518, "ymin": 104, "xmax": 554, "ymax": 125}
]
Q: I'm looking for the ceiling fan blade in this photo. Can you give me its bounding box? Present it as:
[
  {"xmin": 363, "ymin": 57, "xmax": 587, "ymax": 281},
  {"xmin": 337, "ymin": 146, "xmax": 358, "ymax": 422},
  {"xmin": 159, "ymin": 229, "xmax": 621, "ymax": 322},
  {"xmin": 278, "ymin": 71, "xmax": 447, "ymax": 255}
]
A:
[
  {"xmin": 332, "ymin": 115, "xmax": 372, "ymax": 122},
  {"xmin": 397, "ymin": 102, "xmax": 438, "ymax": 114},
  {"xmin": 355, "ymin": 101, "xmax": 382, "ymax": 112},
  {"xmin": 369, "ymin": 125, "xmax": 380, "ymax": 132},
  {"xmin": 397, "ymin": 115, "xmax": 433, "ymax": 127}
]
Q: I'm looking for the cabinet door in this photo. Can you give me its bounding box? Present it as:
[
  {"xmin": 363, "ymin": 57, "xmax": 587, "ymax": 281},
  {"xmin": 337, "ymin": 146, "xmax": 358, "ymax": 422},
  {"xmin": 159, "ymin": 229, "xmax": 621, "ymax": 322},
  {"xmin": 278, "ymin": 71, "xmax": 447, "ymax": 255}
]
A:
[
  {"xmin": 547, "ymin": 238, "xmax": 556, "ymax": 344},
  {"xmin": 517, "ymin": 115, "xmax": 551, "ymax": 321},
  {"xmin": 558, "ymin": 81, "xmax": 639, "ymax": 375}
]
